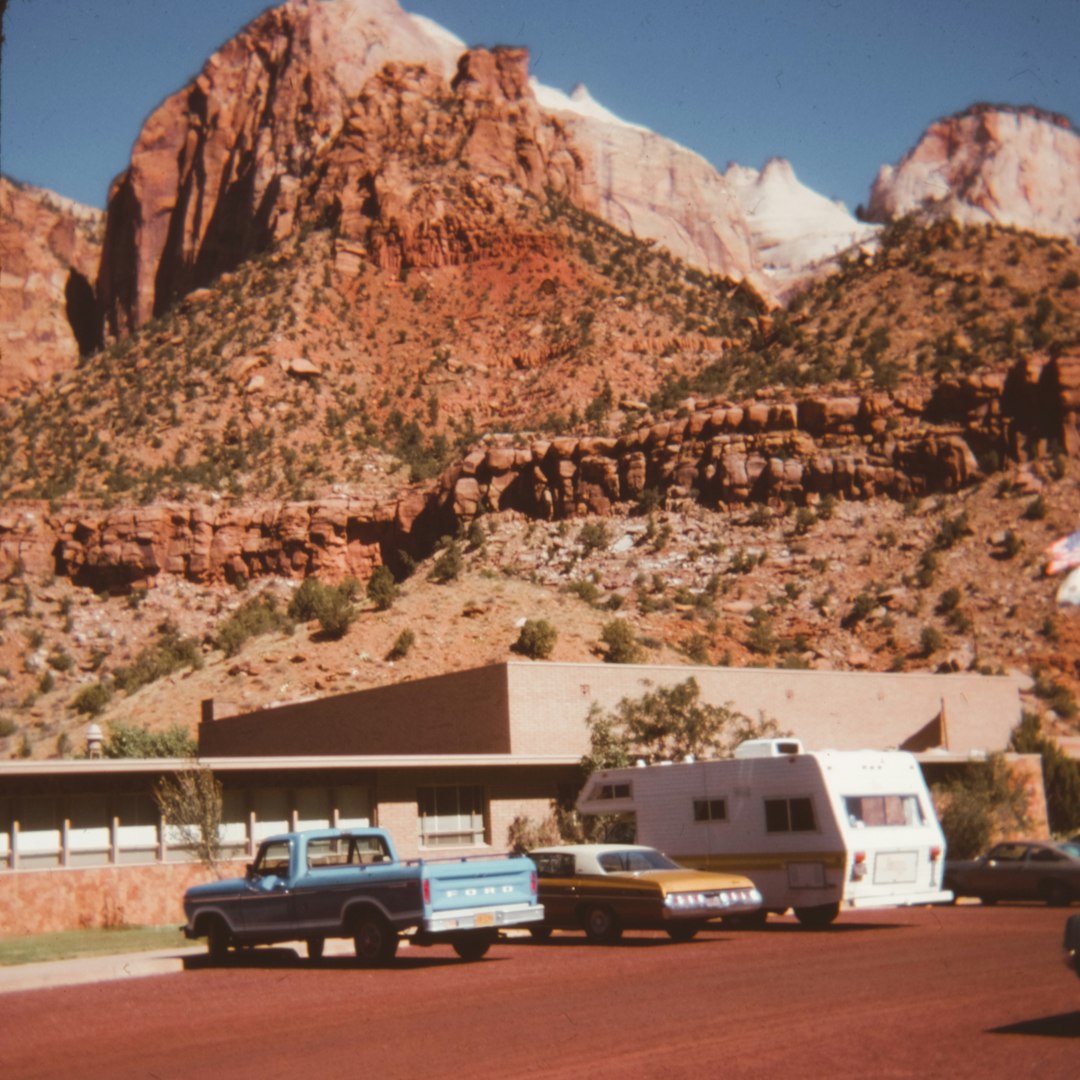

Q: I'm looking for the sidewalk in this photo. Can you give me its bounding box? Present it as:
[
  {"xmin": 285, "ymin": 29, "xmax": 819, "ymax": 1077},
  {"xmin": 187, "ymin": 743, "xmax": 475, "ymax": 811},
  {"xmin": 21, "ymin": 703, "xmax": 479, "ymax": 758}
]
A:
[
  {"xmin": 0, "ymin": 946, "xmax": 205, "ymax": 995},
  {"xmin": 0, "ymin": 937, "xmax": 360, "ymax": 995}
]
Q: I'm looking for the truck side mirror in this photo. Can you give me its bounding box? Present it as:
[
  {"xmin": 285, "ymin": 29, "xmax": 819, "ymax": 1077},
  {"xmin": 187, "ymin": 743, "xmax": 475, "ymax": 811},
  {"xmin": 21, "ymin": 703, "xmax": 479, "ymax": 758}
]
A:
[{"xmin": 245, "ymin": 863, "xmax": 256, "ymax": 880}]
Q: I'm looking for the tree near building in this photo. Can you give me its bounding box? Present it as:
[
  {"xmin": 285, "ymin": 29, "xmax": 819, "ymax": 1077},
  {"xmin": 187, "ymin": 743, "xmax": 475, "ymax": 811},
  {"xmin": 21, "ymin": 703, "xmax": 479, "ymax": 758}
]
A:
[
  {"xmin": 153, "ymin": 762, "xmax": 225, "ymax": 876},
  {"xmin": 522, "ymin": 676, "xmax": 785, "ymax": 846},
  {"xmin": 589, "ymin": 676, "xmax": 784, "ymax": 765}
]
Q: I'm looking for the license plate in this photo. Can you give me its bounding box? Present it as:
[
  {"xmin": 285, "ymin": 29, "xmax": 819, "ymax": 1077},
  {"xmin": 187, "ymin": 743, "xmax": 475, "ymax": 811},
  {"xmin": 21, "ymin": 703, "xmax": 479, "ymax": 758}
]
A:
[
  {"xmin": 475, "ymin": 912, "xmax": 495, "ymax": 927},
  {"xmin": 874, "ymin": 851, "xmax": 917, "ymax": 884}
]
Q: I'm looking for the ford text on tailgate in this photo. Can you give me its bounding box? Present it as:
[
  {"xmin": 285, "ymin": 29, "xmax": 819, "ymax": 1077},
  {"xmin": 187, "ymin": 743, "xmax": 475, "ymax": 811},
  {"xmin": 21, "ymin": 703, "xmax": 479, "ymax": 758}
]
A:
[{"xmin": 182, "ymin": 827, "xmax": 542, "ymax": 965}]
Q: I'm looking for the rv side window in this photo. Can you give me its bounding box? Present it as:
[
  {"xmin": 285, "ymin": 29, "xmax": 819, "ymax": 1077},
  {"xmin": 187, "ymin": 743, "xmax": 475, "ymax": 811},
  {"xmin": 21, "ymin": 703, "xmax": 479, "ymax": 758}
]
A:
[
  {"xmin": 844, "ymin": 795, "xmax": 924, "ymax": 828},
  {"xmin": 593, "ymin": 782, "xmax": 631, "ymax": 800},
  {"xmin": 693, "ymin": 798, "xmax": 727, "ymax": 823},
  {"xmin": 764, "ymin": 797, "xmax": 816, "ymax": 833}
]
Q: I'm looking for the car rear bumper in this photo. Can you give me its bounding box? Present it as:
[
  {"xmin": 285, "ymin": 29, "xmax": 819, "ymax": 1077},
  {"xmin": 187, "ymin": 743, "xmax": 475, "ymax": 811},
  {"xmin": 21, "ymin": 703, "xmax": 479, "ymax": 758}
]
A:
[
  {"xmin": 423, "ymin": 902, "xmax": 544, "ymax": 934},
  {"xmin": 844, "ymin": 889, "xmax": 954, "ymax": 909}
]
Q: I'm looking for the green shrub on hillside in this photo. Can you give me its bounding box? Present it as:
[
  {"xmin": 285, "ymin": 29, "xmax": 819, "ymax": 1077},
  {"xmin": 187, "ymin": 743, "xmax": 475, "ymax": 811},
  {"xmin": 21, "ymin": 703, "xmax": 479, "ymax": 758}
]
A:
[
  {"xmin": 214, "ymin": 595, "xmax": 294, "ymax": 657},
  {"xmin": 512, "ymin": 619, "xmax": 557, "ymax": 660}
]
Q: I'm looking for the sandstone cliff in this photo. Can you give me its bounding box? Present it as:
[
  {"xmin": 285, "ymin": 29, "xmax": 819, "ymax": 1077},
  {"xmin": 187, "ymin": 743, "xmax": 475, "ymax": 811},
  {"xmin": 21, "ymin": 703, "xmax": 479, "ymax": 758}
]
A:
[
  {"xmin": 96, "ymin": 0, "xmax": 462, "ymax": 339},
  {"xmin": 3, "ymin": 349, "xmax": 1076, "ymax": 592},
  {"xmin": 867, "ymin": 105, "xmax": 1080, "ymax": 239},
  {"xmin": 0, "ymin": 178, "xmax": 103, "ymax": 395}
]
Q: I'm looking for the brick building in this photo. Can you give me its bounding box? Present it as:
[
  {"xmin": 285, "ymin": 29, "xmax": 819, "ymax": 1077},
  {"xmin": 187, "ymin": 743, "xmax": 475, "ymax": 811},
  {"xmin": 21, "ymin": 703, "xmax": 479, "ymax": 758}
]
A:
[{"xmin": 0, "ymin": 662, "xmax": 1033, "ymax": 934}]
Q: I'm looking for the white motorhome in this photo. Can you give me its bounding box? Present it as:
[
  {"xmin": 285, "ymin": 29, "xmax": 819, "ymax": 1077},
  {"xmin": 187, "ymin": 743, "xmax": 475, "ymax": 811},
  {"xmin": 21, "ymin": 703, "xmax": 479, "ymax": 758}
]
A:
[{"xmin": 576, "ymin": 738, "xmax": 952, "ymax": 927}]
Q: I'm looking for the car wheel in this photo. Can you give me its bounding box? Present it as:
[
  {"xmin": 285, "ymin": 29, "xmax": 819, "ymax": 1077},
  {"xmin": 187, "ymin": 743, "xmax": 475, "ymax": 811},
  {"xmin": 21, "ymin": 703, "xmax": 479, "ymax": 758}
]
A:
[
  {"xmin": 581, "ymin": 904, "xmax": 622, "ymax": 944},
  {"xmin": 666, "ymin": 922, "xmax": 702, "ymax": 942},
  {"xmin": 979, "ymin": 895, "xmax": 998, "ymax": 907},
  {"xmin": 206, "ymin": 918, "xmax": 231, "ymax": 964},
  {"xmin": 794, "ymin": 903, "xmax": 840, "ymax": 930},
  {"xmin": 307, "ymin": 937, "xmax": 325, "ymax": 962},
  {"xmin": 1042, "ymin": 880, "xmax": 1071, "ymax": 908},
  {"xmin": 353, "ymin": 915, "xmax": 398, "ymax": 966},
  {"xmin": 529, "ymin": 925, "xmax": 554, "ymax": 942},
  {"xmin": 452, "ymin": 931, "xmax": 497, "ymax": 961}
]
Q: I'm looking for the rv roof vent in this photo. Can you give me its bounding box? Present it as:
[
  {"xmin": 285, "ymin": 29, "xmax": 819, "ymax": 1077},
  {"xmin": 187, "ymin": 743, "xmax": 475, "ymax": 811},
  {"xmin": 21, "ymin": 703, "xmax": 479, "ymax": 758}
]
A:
[{"xmin": 734, "ymin": 738, "xmax": 804, "ymax": 759}]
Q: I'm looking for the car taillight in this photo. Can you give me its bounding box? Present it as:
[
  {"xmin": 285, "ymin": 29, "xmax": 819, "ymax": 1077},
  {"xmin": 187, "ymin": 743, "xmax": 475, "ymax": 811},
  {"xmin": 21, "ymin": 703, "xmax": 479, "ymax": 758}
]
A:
[
  {"xmin": 423, "ymin": 878, "xmax": 431, "ymax": 904},
  {"xmin": 852, "ymin": 851, "xmax": 868, "ymax": 880},
  {"xmin": 531, "ymin": 870, "xmax": 537, "ymax": 895},
  {"xmin": 930, "ymin": 846, "xmax": 942, "ymax": 862}
]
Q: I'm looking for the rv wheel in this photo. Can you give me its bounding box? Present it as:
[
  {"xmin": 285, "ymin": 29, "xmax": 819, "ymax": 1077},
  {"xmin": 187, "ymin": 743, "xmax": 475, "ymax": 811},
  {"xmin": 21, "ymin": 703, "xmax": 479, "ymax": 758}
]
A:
[{"xmin": 794, "ymin": 903, "xmax": 840, "ymax": 929}]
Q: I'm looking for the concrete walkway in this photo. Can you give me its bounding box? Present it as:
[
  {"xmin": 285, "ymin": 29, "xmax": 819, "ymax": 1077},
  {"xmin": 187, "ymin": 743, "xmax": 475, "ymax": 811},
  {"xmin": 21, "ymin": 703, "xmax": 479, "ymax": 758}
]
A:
[
  {"xmin": 0, "ymin": 946, "xmax": 205, "ymax": 995},
  {"xmin": 0, "ymin": 937, "xmax": 361, "ymax": 995}
]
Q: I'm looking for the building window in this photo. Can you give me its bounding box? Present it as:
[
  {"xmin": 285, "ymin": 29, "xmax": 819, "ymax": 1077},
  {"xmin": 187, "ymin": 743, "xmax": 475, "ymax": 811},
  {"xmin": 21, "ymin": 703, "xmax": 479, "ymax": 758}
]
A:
[
  {"xmin": 417, "ymin": 785, "xmax": 486, "ymax": 848},
  {"xmin": 764, "ymin": 797, "xmax": 816, "ymax": 833},
  {"xmin": 693, "ymin": 798, "xmax": 727, "ymax": 823}
]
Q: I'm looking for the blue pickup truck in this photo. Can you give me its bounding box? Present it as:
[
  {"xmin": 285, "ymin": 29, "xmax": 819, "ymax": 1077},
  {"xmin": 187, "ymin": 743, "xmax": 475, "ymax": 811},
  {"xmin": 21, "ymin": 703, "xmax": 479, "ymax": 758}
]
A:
[{"xmin": 183, "ymin": 827, "xmax": 543, "ymax": 965}]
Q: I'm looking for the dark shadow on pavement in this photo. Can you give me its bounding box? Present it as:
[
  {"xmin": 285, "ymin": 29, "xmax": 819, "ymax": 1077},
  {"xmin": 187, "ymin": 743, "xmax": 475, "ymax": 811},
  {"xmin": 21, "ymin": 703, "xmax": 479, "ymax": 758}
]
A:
[
  {"xmin": 183, "ymin": 947, "xmax": 509, "ymax": 972},
  {"xmin": 988, "ymin": 1012, "xmax": 1080, "ymax": 1038}
]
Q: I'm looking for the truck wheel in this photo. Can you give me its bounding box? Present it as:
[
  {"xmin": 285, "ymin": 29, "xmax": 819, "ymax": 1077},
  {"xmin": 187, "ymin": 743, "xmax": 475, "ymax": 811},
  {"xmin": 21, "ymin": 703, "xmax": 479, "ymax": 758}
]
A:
[
  {"xmin": 582, "ymin": 904, "xmax": 622, "ymax": 944},
  {"xmin": 452, "ymin": 931, "xmax": 497, "ymax": 961},
  {"xmin": 206, "ymin": 918, "xmax": 231, "ymax": 964},
  {"xmin": 979, "ymin": 895, "xmax": 998, "ymax": 907},
  {"xmin": 529, "ymin": 926, "xmax": 554, "ymax": 942},
  {"xmin": 794, "ymin": 903, "xmax": 840, "ymax": 929},
  {"xmin": 666, "ymin": 922, "xmax": 703, "ymax": 942},
  {"xmin": 307, "ymin": 938, "xmax": 325, "ymax": 962},
  {"xmin": 353, "ymin": 916, "xmax": 398, "ymax": 966}
]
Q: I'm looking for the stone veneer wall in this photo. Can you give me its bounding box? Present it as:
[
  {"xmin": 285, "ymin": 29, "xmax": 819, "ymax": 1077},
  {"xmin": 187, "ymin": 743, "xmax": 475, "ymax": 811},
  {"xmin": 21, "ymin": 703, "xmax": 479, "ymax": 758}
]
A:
[{"xmin": 0, "ymin": 861, "xmax": 222, "ymax": 937}]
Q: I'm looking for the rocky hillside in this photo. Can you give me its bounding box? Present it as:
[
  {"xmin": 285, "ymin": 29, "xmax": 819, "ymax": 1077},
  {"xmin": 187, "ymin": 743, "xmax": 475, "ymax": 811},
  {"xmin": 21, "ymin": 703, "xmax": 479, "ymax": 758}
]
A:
[{"xmin": 1, "ymin": 2, "xmax": 1079, "ymax": 762}]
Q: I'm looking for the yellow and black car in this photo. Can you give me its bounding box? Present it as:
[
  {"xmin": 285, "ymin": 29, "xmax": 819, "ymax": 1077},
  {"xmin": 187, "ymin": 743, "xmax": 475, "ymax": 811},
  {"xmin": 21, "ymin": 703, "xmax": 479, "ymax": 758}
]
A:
[{"xmin": 528, "ymin": 843, "xmax": 762, "ymax": 943}]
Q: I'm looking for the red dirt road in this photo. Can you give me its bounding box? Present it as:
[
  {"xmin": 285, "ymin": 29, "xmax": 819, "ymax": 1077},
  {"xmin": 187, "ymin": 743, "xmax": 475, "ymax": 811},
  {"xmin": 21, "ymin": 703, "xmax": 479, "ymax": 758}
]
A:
[{"xmin": 2, "ymin": 905, "xmax": 1077, "ymax": 1079}]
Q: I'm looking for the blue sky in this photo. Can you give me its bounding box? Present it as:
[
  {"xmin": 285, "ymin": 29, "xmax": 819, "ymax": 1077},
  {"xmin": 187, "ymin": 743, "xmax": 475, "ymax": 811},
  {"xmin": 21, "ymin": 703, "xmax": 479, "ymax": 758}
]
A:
[{"xmin": 2, "ymin": 0, "xmax": 1077, "ymax": 214}]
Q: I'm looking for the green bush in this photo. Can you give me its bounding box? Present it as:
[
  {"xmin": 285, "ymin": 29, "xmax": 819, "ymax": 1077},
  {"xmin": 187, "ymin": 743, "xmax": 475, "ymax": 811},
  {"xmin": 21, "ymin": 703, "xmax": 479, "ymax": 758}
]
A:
[
  {"xmin": 72, "ymin": 681, "xmax": 112, "ymax": 716},
  {"xmin": 214, "ymin": 595, "xmax": 294, "ymax": 657},
  {"xmin": 287, "ymin": 579, "xmax": 358, "ymax": 638},
  {"xmin": 512, "ymin": 619, "xmax": 557, "ymax": 660},
  {"xmin": 920, "ymin": 625, "xmax": 945, "ymax": 656},
  {"xmin": 288, "ymin": 578, "xmax": 328, "ymax": 622},
  {"xmin": 105, "ymin": 721, "xmax": 196, "ymax": 759},
  {"xmin": 578, "ymin": 521, "xmax": 611, "ymax": 555},
  {"xmin": 600, "ymin": 620, "xmax": 645, "ymax": 664},
  {"xmin": 386, "ymin": 628, "xmax": 415, "ymax": 661},
  {"xmin": 113, "ymin": 621, "xmax": 202, "ymax": 694},
  {"xmin": 367, "ymin": 566, "xmax": 398, "ymax": 611},
  {"xmin": 933, "ymin": 754, "xmax": 1030, "ymax": 859},
  {"xmin": 428, "ymin": 539, "xmax": 463, "ymax": 584},
  {"xmin": 1010, "ymin": 712, "xmax": 1080, "ymax": 833}
]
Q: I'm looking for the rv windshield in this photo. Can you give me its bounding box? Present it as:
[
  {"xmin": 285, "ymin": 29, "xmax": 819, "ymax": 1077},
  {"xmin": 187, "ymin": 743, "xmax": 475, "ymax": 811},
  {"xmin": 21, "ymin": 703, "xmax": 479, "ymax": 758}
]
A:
[{"xmin": 844, "ymin": 795, "xmax": 924, "ymax": 828}]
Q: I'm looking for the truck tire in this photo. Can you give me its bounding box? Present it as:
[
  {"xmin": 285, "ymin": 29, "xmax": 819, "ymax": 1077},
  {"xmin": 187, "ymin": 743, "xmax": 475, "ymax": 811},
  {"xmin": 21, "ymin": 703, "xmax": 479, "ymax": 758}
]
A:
[
  {"xmin": 353, "ymin": 915, "xmax": 398, "ymax": 966},
  {"xmin": 794, "ymin": 903, "xmax": 840, "ymax": 929},
  {"xmin": 307, "ymin": 938, "xmax": 325, "ymax": 962},
  {"xmin": 452, "ymin": 931, "xmax": 497, "ymax": 961},
  {"xmin": 582, "ymin": 904, "xmax": 622, "ymax": 944},
  {"xmin": 529, "ymin": 926, "xmax": 554, "ymax": 942},
  {"xmin": 206, "ymin": 918, "xmax": 231, "ymax": 964},
  {"xmin": 666, "ymin": 922, "xmax": 703, "ymax": 942}
]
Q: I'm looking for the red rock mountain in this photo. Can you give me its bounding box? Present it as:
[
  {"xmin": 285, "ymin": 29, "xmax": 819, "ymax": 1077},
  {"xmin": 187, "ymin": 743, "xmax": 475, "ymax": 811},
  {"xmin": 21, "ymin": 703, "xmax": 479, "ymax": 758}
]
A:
[
  {"xmin": 95, "ymin": 0, "xmax": 870, "ymax": 339},
  {"xmin": 0, "ymin": 178, "xmax": 103, "ymax": 396},
  {"xmin": 868, "ymin": 105, "xmax": 1080, "ymax": 239}
]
